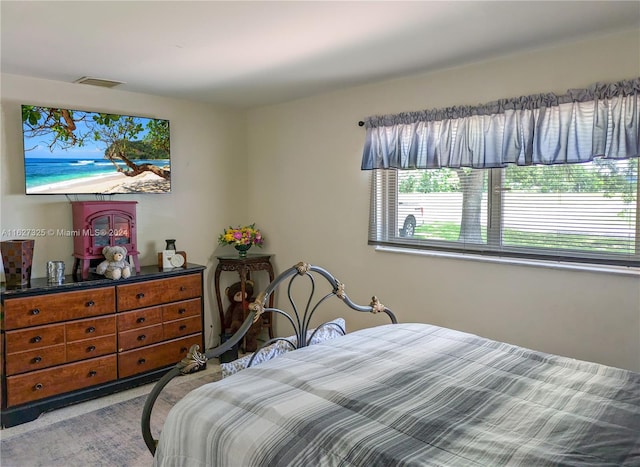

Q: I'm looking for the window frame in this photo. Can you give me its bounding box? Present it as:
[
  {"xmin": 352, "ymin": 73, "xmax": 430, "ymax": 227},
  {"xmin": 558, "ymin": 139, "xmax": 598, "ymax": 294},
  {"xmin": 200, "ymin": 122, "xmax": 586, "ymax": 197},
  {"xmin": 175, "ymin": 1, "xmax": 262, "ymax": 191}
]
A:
[{"xmin": 369, "ymin": 165, "xmax": 640, "ymax": 267}]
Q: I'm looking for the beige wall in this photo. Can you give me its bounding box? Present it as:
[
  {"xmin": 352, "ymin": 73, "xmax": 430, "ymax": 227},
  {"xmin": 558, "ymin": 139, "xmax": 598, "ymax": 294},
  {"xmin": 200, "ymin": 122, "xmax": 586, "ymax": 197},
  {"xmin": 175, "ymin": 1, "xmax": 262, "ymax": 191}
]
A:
[
  {"xmin": 1, "ymin": 29, "xmax": 639, "ymax": 371},
  {"xmin": 246, "ymin": 29, "xmax": 640, "ymax": 371},
  {"xmin": 0, "ymin": 74, "xmax": 247, "ymax": 347}
]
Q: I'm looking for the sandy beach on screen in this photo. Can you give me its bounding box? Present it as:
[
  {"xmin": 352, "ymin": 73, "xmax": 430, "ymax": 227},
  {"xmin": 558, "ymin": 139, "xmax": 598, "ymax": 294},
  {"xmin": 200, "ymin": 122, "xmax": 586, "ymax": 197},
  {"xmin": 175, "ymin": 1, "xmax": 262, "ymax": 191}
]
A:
[{"xmin": 29, "ymin": 171, "xmax": 170, "ymax": 194}]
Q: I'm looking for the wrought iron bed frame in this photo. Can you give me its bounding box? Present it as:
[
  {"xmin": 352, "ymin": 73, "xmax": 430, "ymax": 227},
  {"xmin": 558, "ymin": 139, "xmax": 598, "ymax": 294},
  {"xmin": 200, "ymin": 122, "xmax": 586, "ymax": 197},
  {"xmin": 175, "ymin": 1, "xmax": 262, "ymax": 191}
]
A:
[{"xmin": 141, "ymin": 262, "xmax": 397, "ymax": 454}]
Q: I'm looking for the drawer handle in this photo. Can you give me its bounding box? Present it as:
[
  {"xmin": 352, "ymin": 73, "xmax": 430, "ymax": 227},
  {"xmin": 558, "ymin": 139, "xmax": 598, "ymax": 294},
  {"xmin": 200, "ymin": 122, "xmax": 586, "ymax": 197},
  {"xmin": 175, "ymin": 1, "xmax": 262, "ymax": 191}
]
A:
[
  {"xmin": 138, "ymin": 358, "xmax": 146, "ymax": 365},
  {"xmin": 179, "ymin": 325, "xmax": 187, "ymax": 331},
  {"xmin": 136, "ymin": 293, "xmax": 145, "ymax": 299},
  {"xmin": 34, "ymin": 383, "xmax": 44, "ymax": 391},
  {"xmin": 137, "ymin": 334, "xmax": 146, "ymax": 341},
  {"xmin": 31, "ymin": 335, "xmax": 42, "ymax": 343},
  {"xmin": 178, "ymin": 308, "xmax": 186, "ymax": 315},
  {"xmin": 32, "ymin": 356, "xmax": 42, "ymax": 364},
  {"xmin": 87, "ymin": 326, "xmax": 96, "ymax": 333},
  {"xmin": 88, "ymin": 370, "xmax": 97, "ymax": 377},
  {"xmin": 180, "ymin": 347, "xmax": 188, "ymax": 353},
  {"xmin": 87, "ymin": 345, "xmax": 96, "ymax": 352},
  {"xmin": 30, "ymin": 308, "xmax": 41, "ymax": 316},
  {"xmin": 179, "ymin": 286, "xmax": 187, "ymax": 291},
  {"xmin": 86, "ymin": 300, "xmax": 95, "ymax": 307},
  {"xmin": 137, "ymin": 317, "xmax": 146, "ymax": 323}
]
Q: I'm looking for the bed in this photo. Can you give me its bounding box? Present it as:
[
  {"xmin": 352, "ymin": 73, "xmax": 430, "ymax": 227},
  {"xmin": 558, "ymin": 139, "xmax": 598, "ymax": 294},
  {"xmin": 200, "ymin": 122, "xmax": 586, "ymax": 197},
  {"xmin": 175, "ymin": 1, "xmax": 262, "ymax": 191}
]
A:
[{"xmin": 142, "ymin": 262, "xmax": 640, "ymax": 466}]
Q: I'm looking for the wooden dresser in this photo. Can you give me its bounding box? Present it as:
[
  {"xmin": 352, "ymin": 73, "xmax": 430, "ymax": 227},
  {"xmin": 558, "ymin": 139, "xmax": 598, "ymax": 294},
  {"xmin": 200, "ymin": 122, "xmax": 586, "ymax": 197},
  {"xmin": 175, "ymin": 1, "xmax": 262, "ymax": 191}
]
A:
[{"xmin": 1, "ymin": 264, "xmax": 205, "ymax": 427}]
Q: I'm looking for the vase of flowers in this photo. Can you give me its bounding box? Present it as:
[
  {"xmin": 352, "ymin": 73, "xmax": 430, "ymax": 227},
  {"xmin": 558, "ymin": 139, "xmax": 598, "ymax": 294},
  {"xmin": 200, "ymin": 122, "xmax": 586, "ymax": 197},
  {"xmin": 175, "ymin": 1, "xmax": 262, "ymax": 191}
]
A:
[{"xmin": 218, "ymin": 224, "xmax": 264, "ymax": 258}]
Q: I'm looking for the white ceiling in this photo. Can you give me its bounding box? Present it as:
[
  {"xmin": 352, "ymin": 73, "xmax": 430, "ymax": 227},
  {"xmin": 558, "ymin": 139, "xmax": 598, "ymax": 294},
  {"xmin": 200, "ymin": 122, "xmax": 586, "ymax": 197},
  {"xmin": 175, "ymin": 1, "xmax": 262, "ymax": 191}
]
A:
[{"xmin": 2, "ymin": 1, "xmax": 639, "ymax": 109}]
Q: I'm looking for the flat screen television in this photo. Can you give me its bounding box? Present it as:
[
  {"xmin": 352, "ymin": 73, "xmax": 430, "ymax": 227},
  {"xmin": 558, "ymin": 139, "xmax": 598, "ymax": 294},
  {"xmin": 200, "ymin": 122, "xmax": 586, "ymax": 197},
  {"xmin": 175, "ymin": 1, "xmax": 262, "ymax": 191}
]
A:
[{"xmin": 22, "ymin": 105, "xmax": 171, "ymax": 195}]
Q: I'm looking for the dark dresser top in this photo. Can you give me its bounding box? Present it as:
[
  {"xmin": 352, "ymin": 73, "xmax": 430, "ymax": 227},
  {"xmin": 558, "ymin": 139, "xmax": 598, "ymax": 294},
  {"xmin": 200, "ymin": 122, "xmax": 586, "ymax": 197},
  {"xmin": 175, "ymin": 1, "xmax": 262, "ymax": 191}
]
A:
[{"xmin": 1, "ymin": 263, "xmax": 206, "ymax": 299}]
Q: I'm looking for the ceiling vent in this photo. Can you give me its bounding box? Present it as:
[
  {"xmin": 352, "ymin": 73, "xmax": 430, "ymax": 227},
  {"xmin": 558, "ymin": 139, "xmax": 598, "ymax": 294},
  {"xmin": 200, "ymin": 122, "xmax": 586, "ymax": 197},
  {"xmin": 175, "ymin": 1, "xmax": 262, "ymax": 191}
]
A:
[{"xmin": 74, "ymin": 76, "xmax": 125, "ymax": 88}]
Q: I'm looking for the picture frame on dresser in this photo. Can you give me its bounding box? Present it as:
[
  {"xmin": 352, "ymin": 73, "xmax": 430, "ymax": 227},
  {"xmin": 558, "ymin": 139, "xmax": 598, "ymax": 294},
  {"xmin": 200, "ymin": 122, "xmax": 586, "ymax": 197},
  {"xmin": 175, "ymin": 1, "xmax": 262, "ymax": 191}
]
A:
[{"xmin": 0, "ymin": 263, "xmax": 206, "ymax": 428}]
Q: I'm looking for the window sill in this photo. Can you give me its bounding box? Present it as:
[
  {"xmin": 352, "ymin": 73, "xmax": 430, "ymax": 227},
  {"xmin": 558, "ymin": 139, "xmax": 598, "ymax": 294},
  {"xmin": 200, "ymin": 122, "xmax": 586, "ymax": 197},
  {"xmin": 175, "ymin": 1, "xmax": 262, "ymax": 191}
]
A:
[{"xmin": 375, "ymin": 246, "xmax": 640, "ymax": 277}]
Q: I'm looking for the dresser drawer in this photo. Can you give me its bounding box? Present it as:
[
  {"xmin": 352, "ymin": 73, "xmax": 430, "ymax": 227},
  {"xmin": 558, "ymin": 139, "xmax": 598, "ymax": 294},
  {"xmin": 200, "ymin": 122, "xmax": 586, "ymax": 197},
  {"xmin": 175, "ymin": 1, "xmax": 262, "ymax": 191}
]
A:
[
  {"xmin": 161, "ymin": 298, "xmax": 201, "ymax": 322},
  {"xmin": 66, "ymin": 334, "xmax": 116, "ymax": 362},
  {"xmin": 117, "ymin": 274, "xmax": 201, "ymax": 311},
  {"xmin": 117, "ymin": 307, "xmax": 162, "ymax": 332},
  {"xmin": 5, "ymin": 324, "xmax": 65, "ymax": 354},
  {"xmin": 5, "ymin": 344, "xmax": 66, "ymax": 376},
  {"xmin": 118, "ymin": 324, "xmax": 164, "ymax": 352},
  {"xmin": 66, "ymin": 316, "xmax": 116, "ymax": 342},
  {"xmin": 163, "ymin": 316, "xmax": 202, "ymax": 340},
  {"xmin": 6, "ymin": 355, "xmax": 117, "ymax": 407},
  {"xmin": 118, "ymin": 334, "xmax": 201, "ymax": 378},
  {"xmin": 3, "ymin": 287, "xmax": 115, "ymax": 330}
]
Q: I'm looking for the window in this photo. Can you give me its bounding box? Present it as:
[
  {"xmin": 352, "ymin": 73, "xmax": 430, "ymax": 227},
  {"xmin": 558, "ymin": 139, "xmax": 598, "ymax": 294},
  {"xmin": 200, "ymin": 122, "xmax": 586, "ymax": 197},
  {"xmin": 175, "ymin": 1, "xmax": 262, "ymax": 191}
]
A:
[
  {"xmin": 369, "ymin": 159, "xmax": 639, "ymax": 266},
  {"xmin": 362, "ymin": 78, "xmax": 639, "ymax": 267}
]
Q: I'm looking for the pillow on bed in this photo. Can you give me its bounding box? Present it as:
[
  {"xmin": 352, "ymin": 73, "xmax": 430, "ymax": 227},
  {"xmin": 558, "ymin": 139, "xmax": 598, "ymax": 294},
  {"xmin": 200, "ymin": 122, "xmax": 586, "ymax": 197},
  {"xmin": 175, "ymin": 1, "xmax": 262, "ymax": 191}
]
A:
[{"xmin": 220, "ymin": 317, "xmax": 346, "ymax": 378}]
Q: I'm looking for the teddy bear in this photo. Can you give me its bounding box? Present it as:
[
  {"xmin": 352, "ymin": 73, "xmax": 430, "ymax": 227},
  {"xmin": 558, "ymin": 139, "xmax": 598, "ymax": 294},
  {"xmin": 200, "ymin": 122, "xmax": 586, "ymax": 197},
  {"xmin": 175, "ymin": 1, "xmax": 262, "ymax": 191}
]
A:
[
  {"xmin": 96, "ymin": 245, "xmax": 131, "ymax": 280},
  {"xmin": 223, "ymin": 280, "xmax": 263, "ymax": 352}
]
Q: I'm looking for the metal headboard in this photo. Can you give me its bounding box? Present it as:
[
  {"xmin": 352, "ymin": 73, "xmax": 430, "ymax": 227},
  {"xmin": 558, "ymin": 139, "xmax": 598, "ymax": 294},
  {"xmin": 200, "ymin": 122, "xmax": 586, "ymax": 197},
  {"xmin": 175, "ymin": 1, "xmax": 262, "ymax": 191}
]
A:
[{"xmin": 141, "ymin": 261, "xmax": 397, "ymax": 454}]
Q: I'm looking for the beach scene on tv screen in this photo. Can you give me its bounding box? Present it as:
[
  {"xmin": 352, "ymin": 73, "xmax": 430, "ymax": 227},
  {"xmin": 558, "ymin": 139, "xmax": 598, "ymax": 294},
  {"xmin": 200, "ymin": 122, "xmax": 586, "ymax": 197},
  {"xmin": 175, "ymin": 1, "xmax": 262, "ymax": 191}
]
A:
[{"xmin": 22, "ymin": 106, "xmax": 171, "ymax": 194}]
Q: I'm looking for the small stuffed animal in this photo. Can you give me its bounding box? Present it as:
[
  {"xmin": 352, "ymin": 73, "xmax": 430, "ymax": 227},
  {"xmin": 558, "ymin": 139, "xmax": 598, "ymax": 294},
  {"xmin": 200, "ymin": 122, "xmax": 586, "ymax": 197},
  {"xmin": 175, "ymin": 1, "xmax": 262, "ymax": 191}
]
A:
[
  {"xmin": 223, "ymin": 280, "xmax": 263, "ymax": 352},
  {"xmin": 96, "ymin": 245, "xmax": 131, "ymax": 280}
]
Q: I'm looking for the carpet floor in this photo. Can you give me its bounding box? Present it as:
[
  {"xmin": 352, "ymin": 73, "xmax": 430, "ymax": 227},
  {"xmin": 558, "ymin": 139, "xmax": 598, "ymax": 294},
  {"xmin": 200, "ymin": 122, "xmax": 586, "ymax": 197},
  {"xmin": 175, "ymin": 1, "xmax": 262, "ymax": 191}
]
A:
[{"xmin": 0, "ymin": 365, "xmax": 221, "ymax": 467}]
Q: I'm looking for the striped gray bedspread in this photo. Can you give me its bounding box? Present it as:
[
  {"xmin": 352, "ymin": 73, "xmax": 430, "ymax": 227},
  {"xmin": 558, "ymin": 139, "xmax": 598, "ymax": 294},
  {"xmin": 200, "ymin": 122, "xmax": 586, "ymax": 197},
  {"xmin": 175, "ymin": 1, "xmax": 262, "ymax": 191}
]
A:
[{"xmin": 154, "ymin": 323, "xmax": 640, "ymax": 466}]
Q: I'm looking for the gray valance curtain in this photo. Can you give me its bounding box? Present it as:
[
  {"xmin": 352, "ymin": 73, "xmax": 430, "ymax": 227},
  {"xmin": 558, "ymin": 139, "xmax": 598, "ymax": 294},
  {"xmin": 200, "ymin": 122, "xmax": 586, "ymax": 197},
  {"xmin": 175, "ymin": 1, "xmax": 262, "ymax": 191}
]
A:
[{"xmin": 361, "ymin": 77, "xmax": 640, "ymax": 170}]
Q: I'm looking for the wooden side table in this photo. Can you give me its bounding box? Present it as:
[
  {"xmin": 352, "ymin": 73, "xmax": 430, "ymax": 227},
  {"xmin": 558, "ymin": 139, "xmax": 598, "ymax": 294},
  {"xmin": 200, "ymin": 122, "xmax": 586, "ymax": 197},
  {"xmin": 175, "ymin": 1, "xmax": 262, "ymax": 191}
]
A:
[{"xmin": 214, "ymin": 253, "xmax": 275, "ymax": 341}]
